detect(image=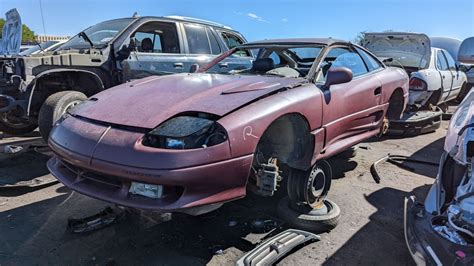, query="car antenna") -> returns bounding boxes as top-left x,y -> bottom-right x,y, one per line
33,40 -> 46,54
